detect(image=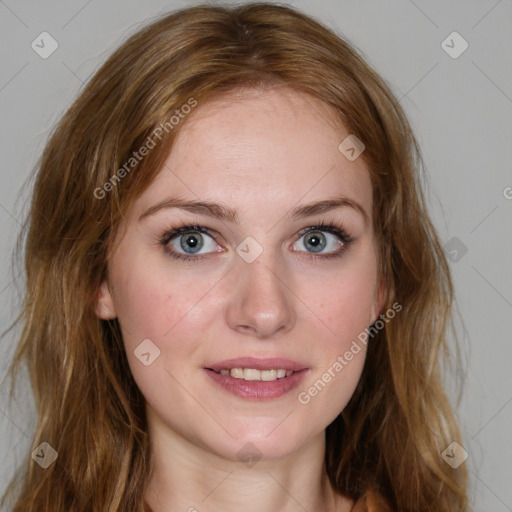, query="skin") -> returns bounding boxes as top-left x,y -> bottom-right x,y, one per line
96,87 -> 385,512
